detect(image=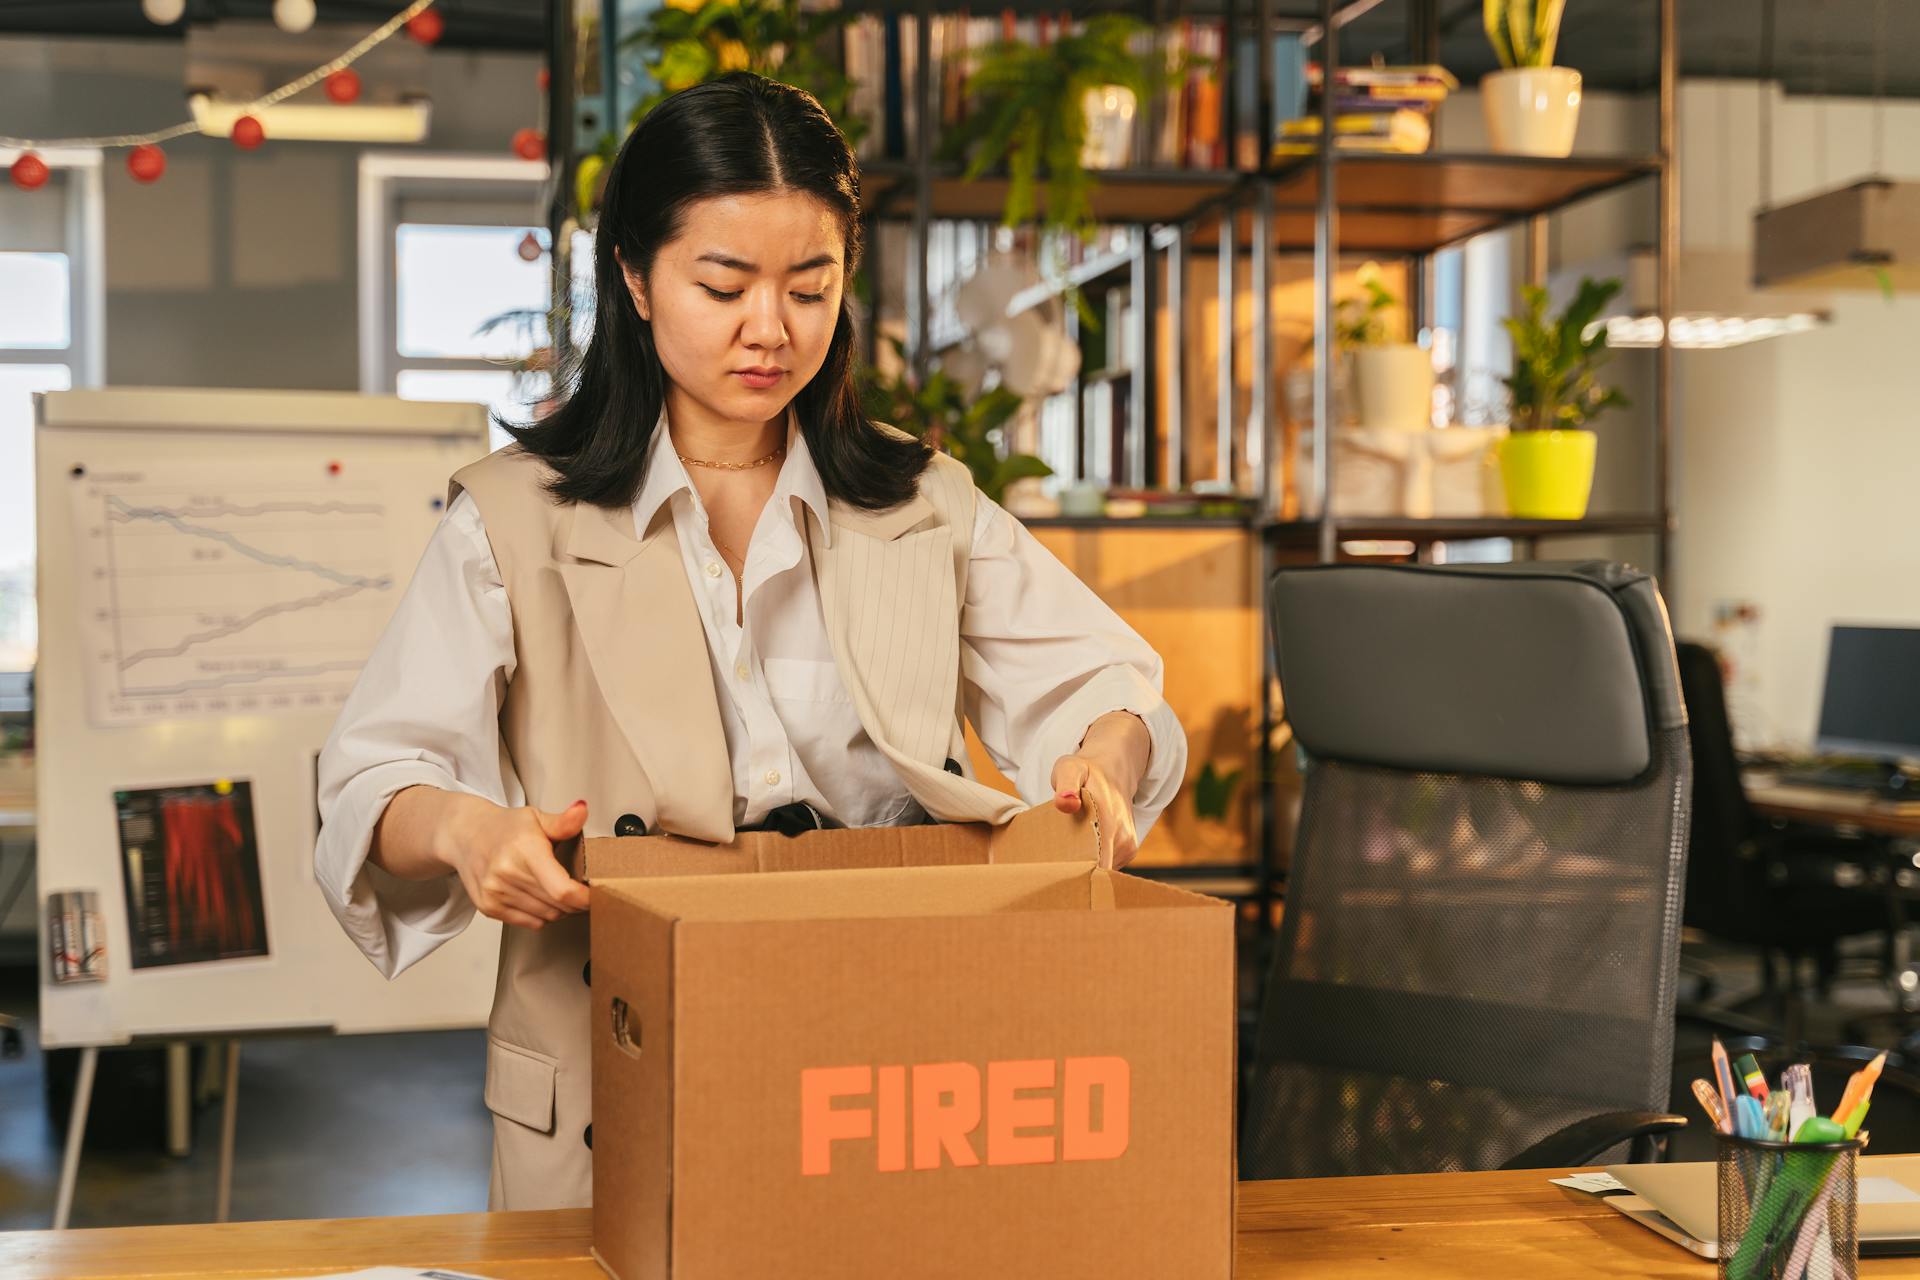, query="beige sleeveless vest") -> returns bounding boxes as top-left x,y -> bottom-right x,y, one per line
445,439 -> 1020,1211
